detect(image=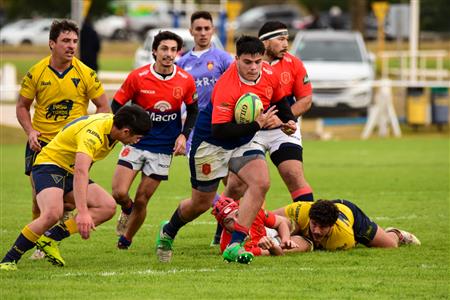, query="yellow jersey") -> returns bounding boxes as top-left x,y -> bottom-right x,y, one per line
34,113 -> 118,173
20,56 -> 104,142
284,201 -> 356,250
